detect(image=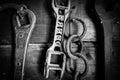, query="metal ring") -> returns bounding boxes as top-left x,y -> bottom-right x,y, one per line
66,34 -> 83,60
65,18 -> 87,39
66,54 -> 88,79
74,54 -> 88,80
72,18 -> 87,39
